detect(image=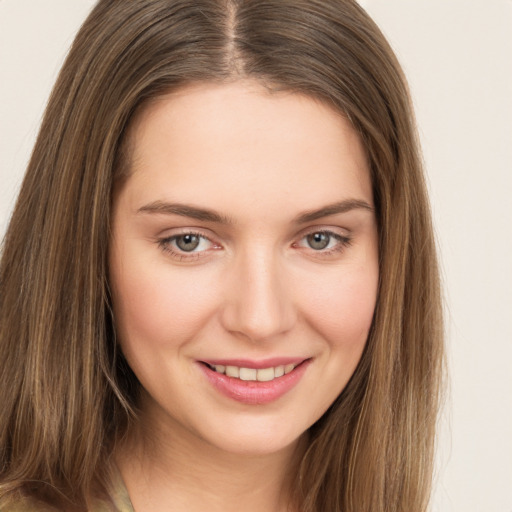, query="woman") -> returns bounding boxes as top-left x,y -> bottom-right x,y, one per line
0,1 -> 444,511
